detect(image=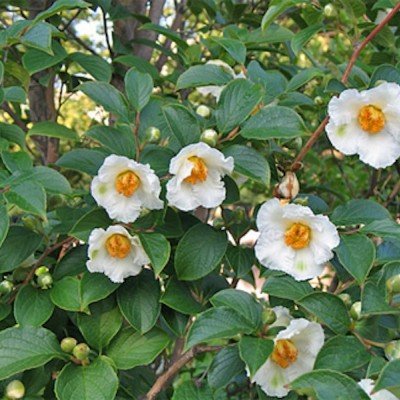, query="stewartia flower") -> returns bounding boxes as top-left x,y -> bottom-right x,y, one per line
255,198 -> 339,281
358,379 -> 398,400
166,142 -> 234,211
253,318 -> 324,398
326,82 -> 400,169
91,155 -> 163,223
86,225 -> 149,283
